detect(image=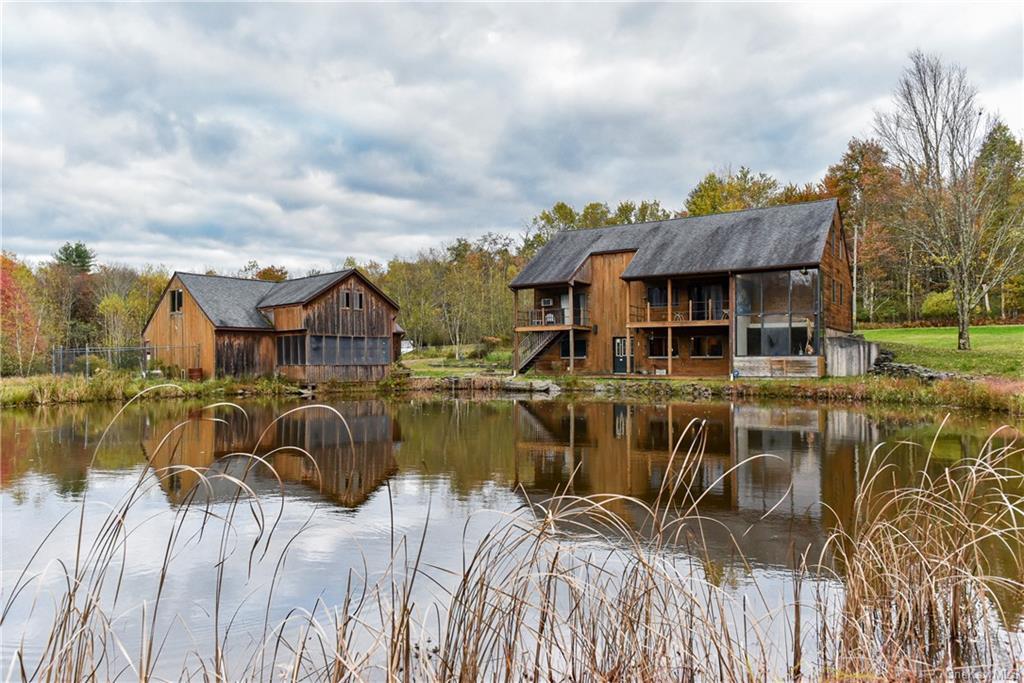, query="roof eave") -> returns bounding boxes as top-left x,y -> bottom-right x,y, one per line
620,261 -> 824,281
